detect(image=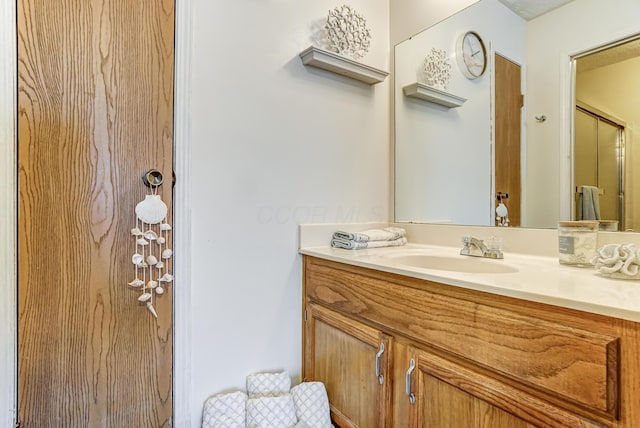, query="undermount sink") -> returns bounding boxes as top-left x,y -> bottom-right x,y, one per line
385,254 -> 519,274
